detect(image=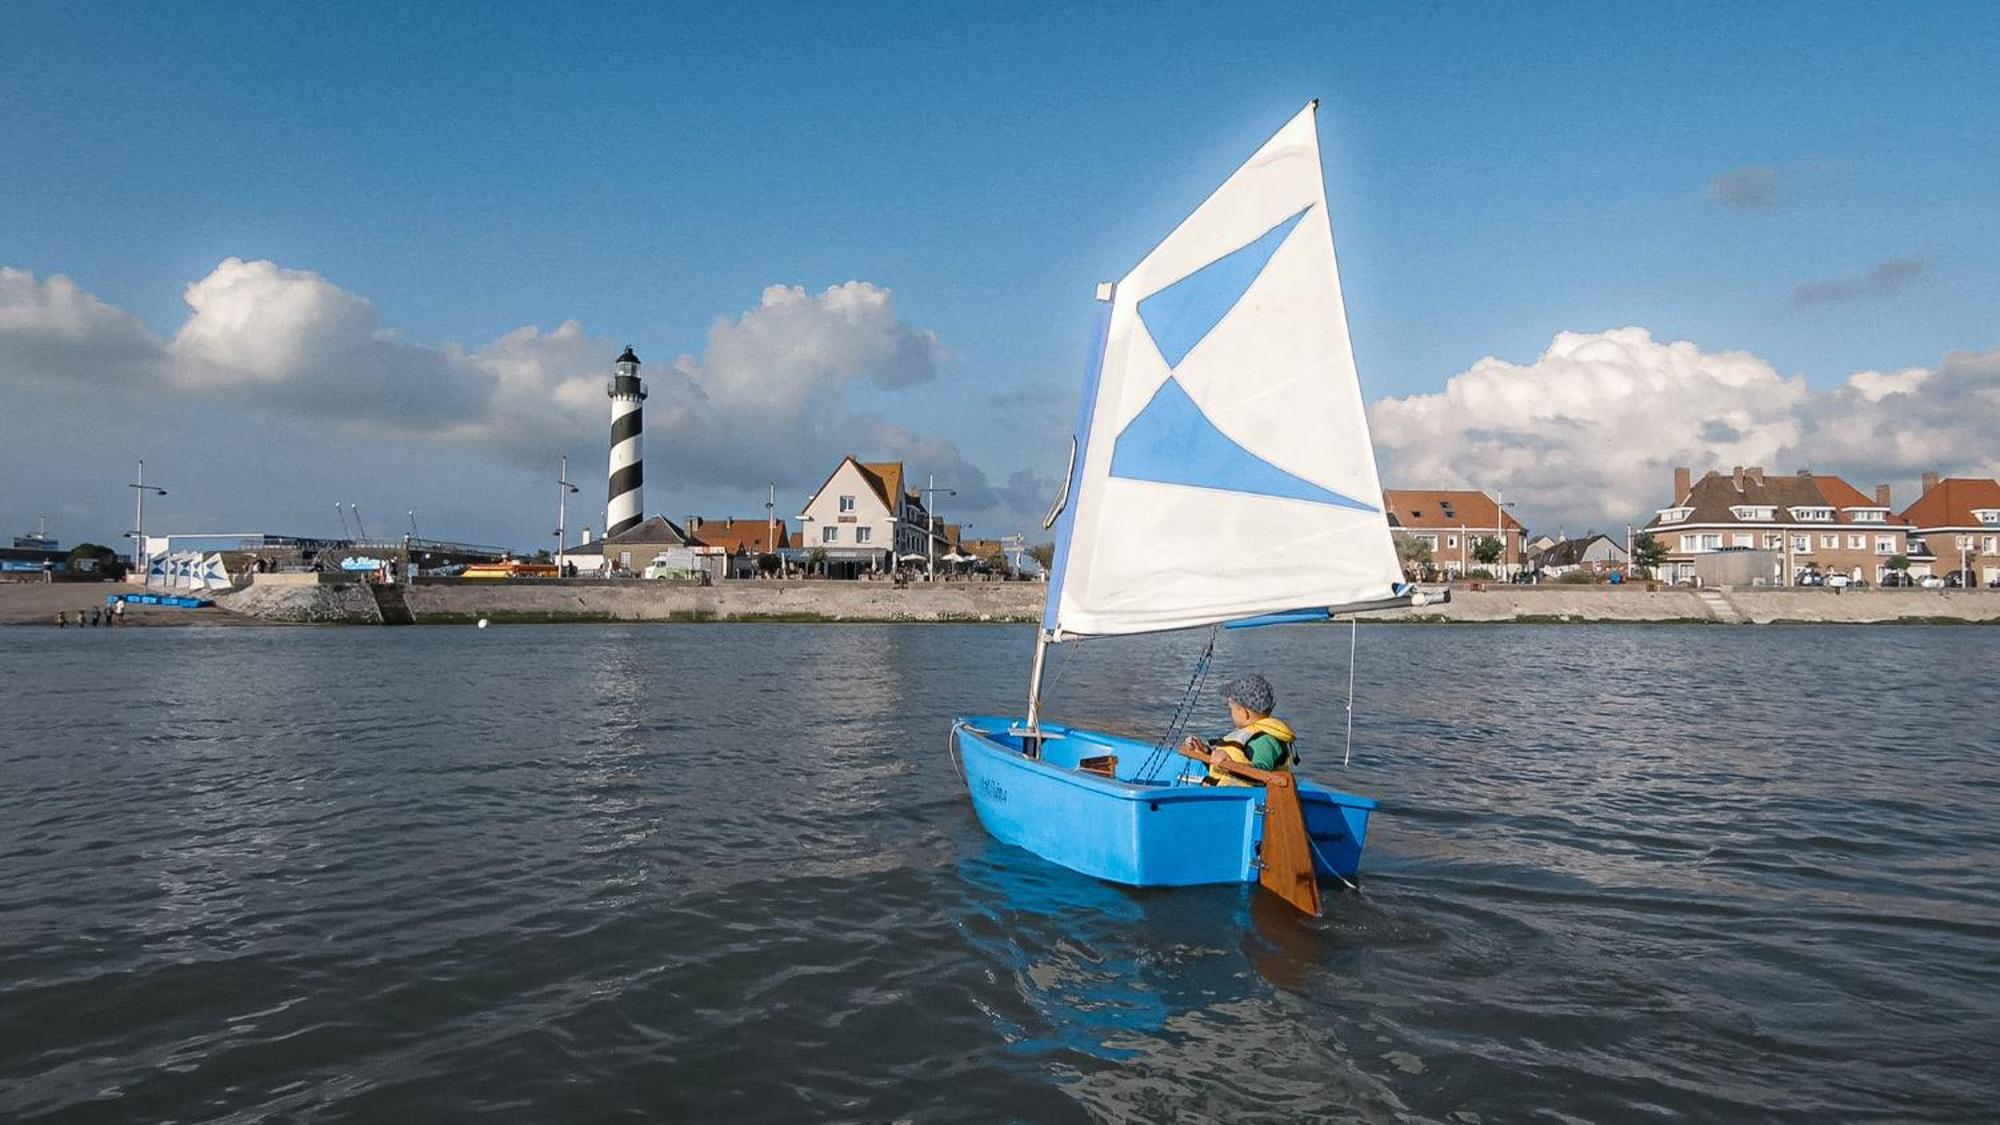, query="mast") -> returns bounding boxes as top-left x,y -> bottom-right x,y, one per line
1027,282 -> 1118,732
